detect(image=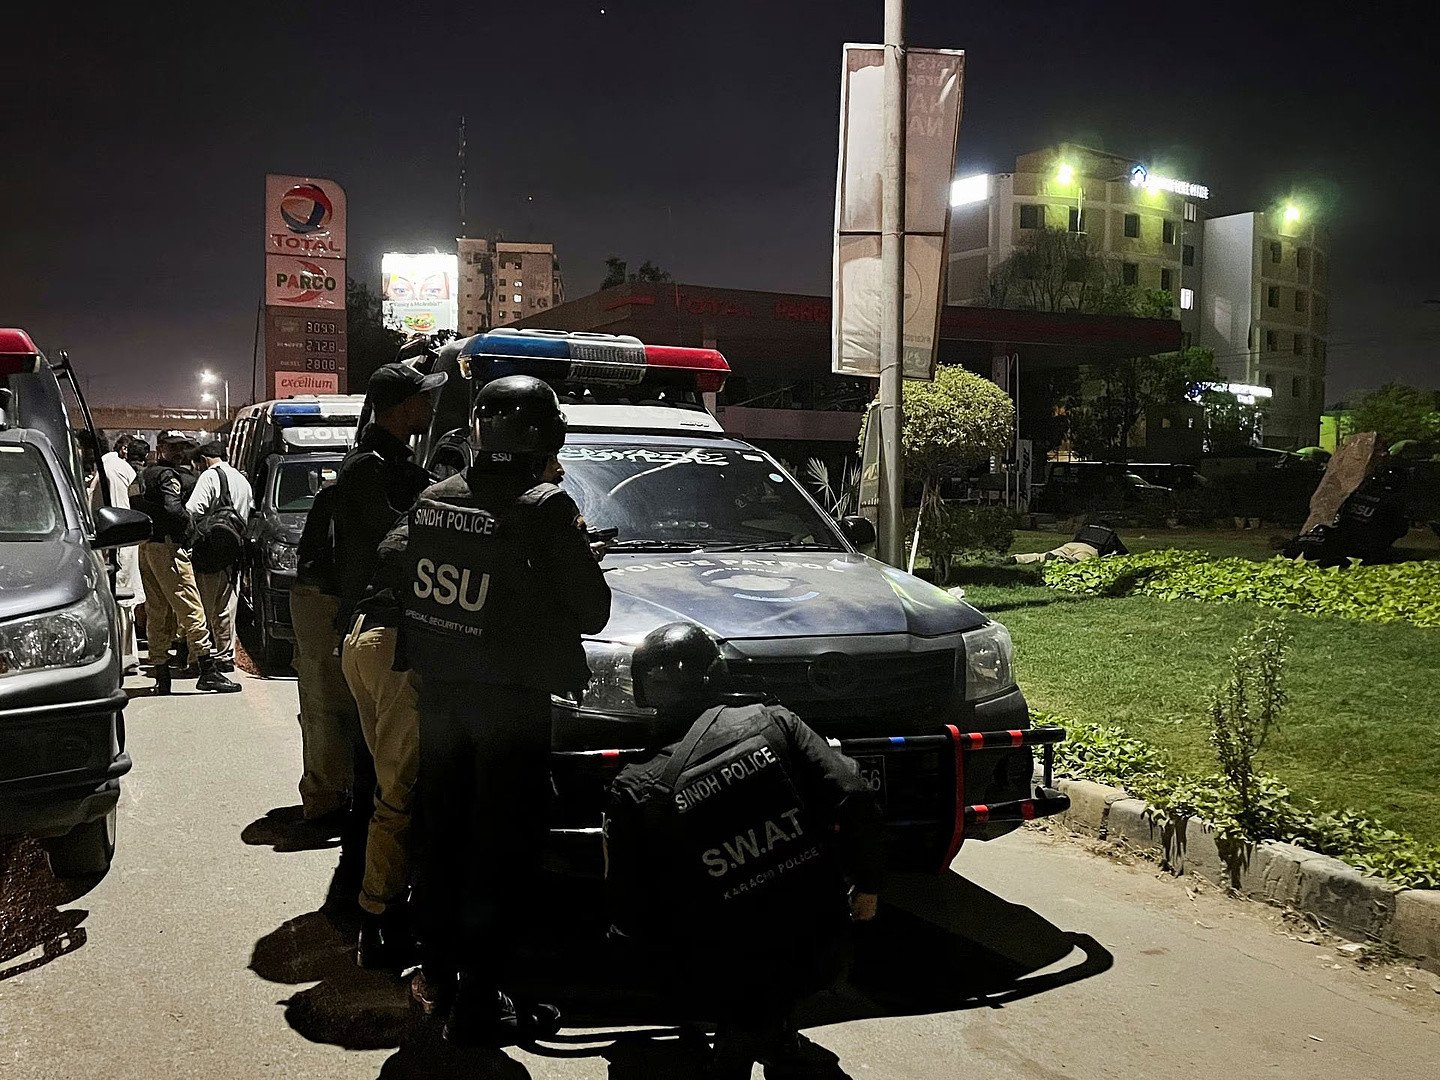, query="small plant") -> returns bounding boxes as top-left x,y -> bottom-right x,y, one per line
1208,614 -> 1292,835
806,458 -> 859,518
